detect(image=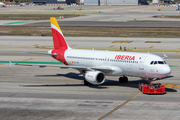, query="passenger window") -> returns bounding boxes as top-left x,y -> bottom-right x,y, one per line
150,61 -> 154,65
164,61 -> 167,64
154,61 -> 157,64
